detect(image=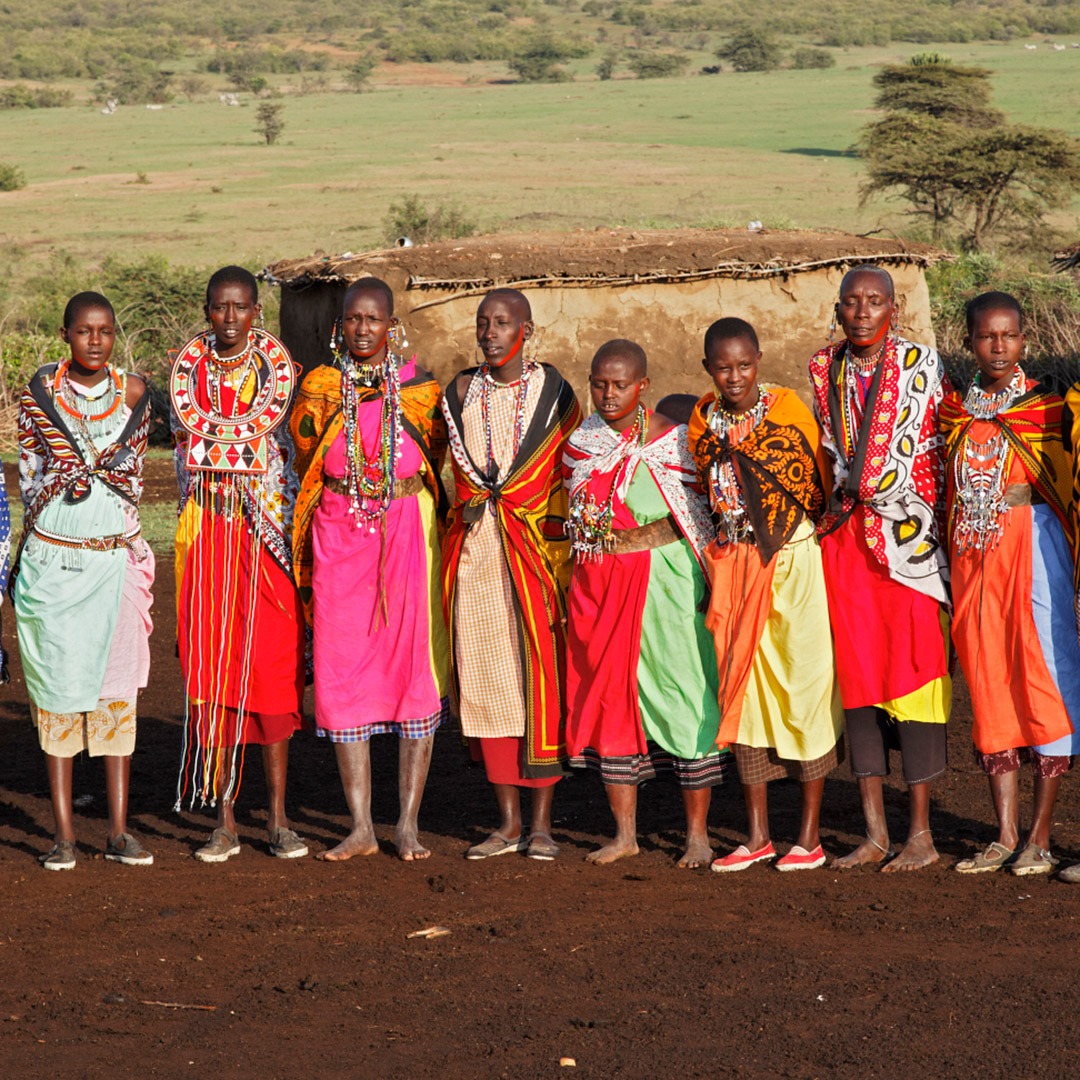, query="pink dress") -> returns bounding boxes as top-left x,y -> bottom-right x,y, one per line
311,379 -> 447,739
